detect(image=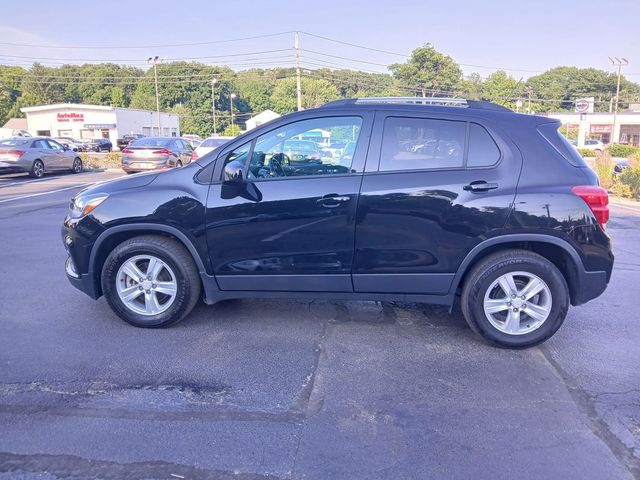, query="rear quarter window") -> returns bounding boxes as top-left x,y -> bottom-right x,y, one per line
538,122 -> 589,168
467,123 -> 501,167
